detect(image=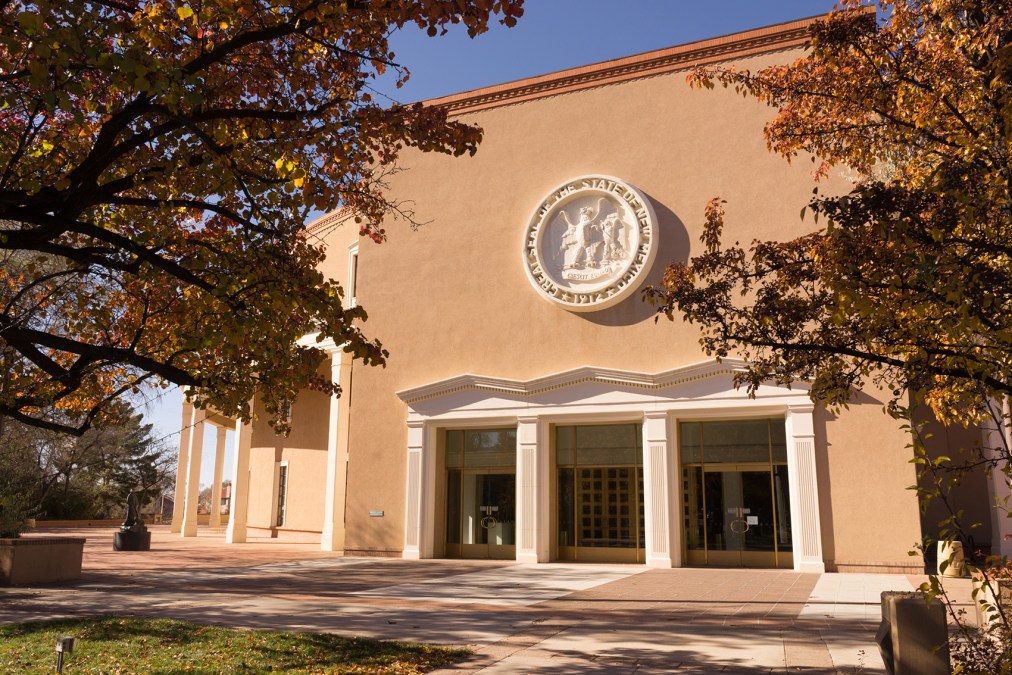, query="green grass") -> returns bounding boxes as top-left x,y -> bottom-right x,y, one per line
0,616 -> 470,674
